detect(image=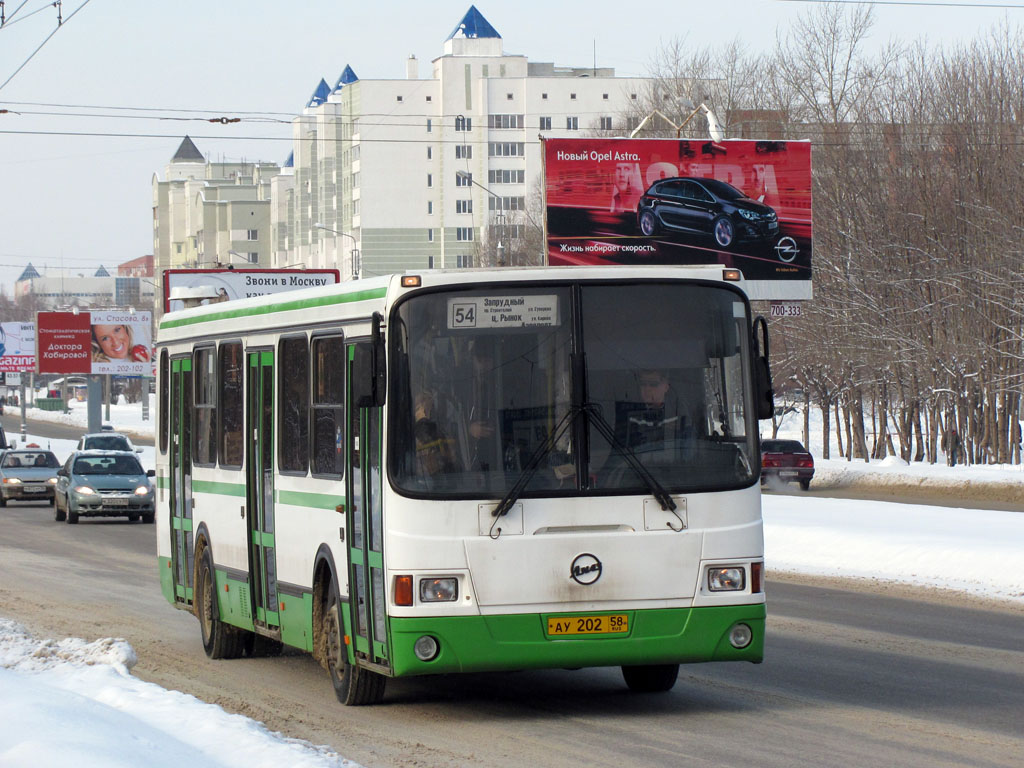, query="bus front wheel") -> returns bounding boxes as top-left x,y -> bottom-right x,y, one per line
197,547 -> 247,659
324,582 -> 386,706
621,664 -> 679,693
